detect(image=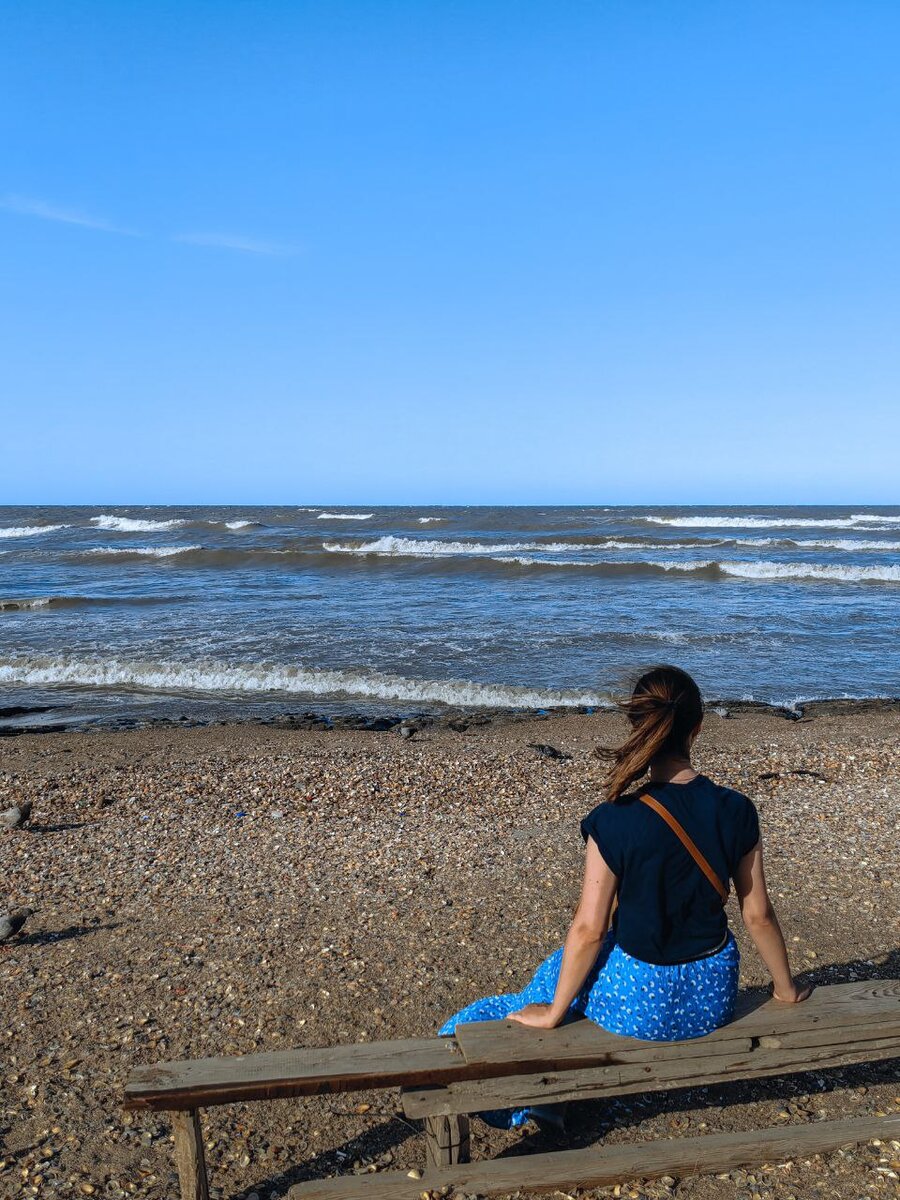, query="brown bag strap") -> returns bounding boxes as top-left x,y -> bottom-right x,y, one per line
638,793 -> 729,904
